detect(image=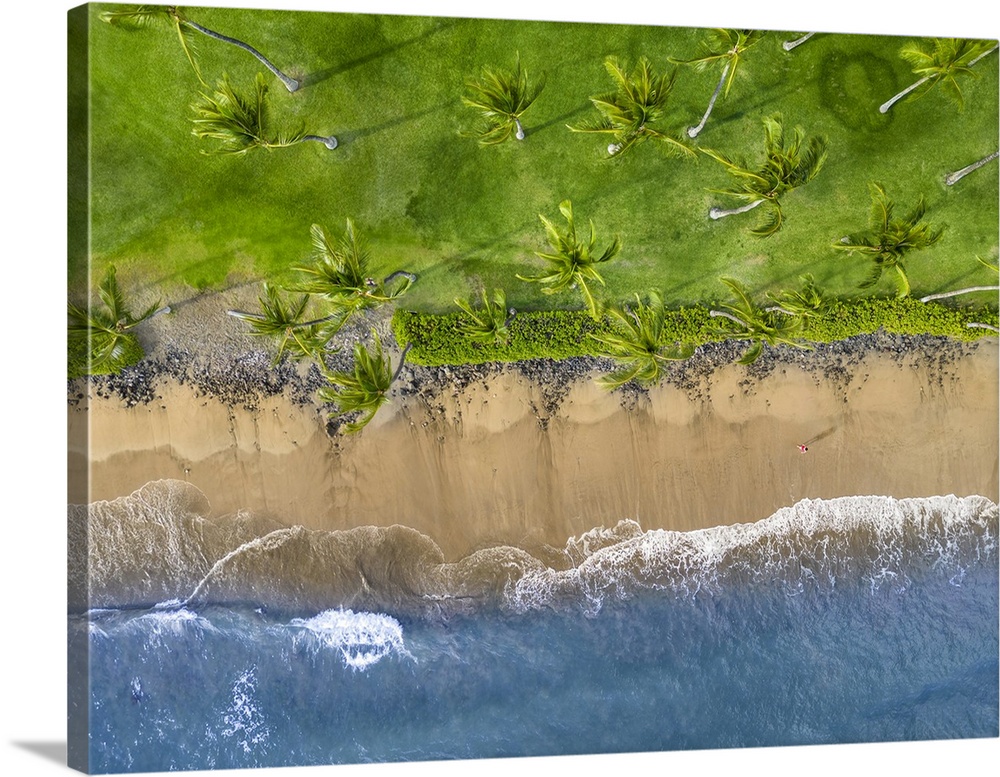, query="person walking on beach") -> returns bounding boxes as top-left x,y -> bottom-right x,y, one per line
797,444 -> 808,453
